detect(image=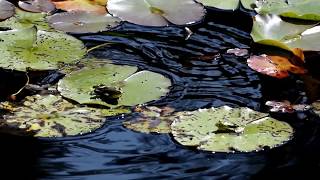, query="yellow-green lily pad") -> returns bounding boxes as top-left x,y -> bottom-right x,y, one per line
171,106 -> 294,153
